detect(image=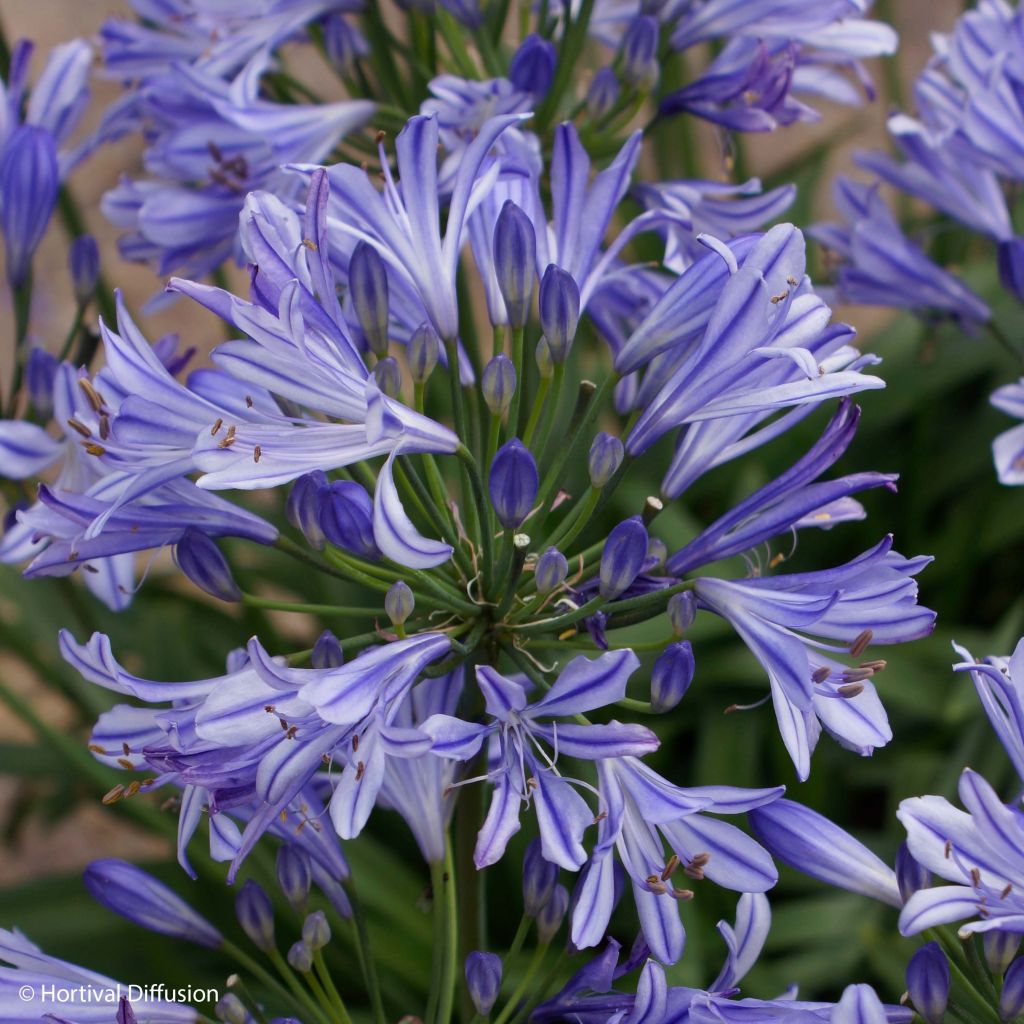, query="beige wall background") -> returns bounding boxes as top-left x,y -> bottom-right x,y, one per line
0,0 -> 964,880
